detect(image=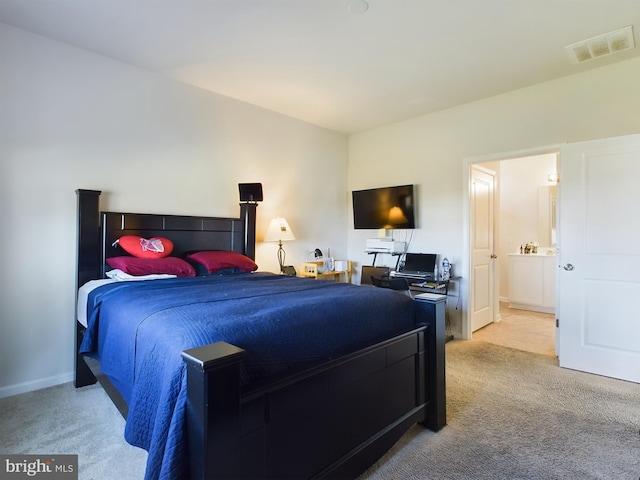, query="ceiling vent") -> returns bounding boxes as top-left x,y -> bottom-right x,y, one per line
565,26 -> 635,64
